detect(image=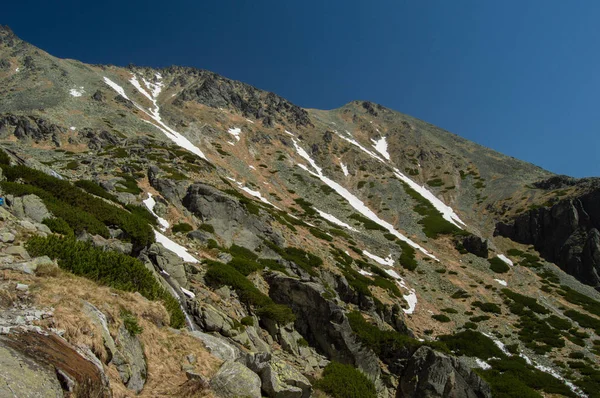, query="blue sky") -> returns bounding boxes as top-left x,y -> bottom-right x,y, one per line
3,1 -> 600,177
